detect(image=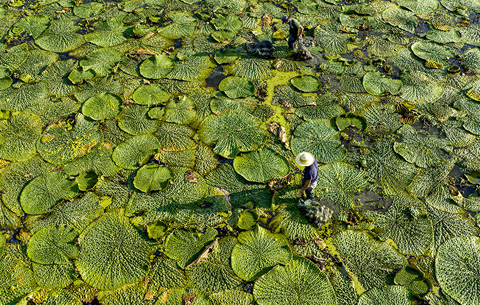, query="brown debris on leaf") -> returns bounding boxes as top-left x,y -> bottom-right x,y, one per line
259,14 -> 273,27
185,170 -> 198,183
186,239 -> 217,268
183,293 -> 196,305
267,122 -> 288,144
123,99 -> 136,105
448,185 -> 459,196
